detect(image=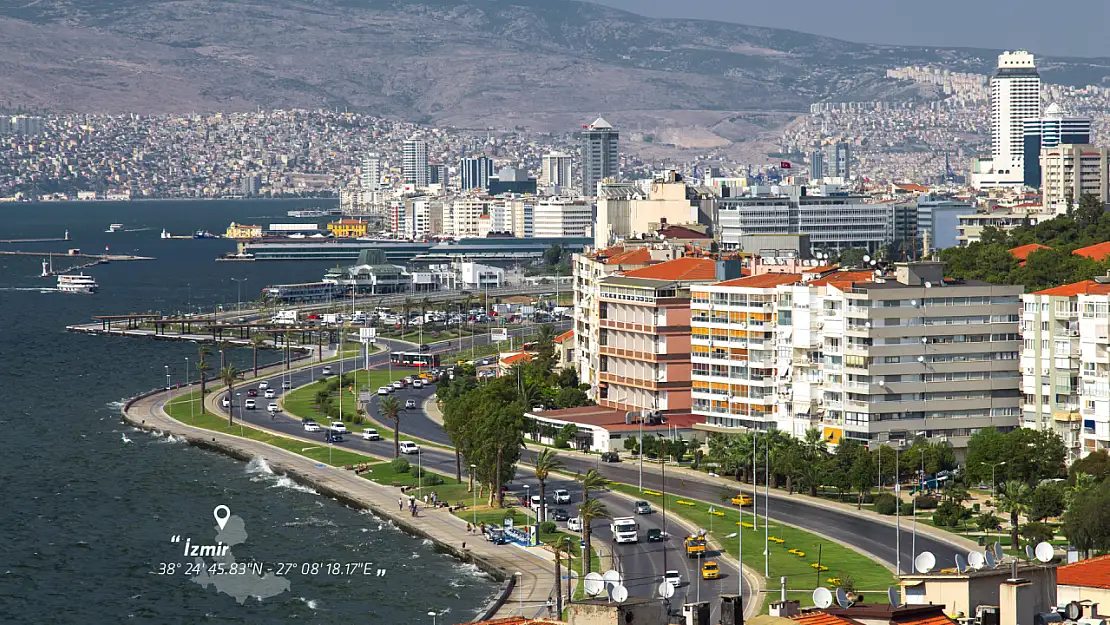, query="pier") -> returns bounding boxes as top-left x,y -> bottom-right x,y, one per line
0,250 -> 155,261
